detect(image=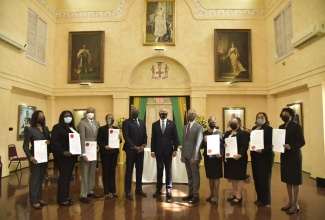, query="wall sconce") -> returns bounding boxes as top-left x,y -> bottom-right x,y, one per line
154,48 -> 165,55
228,81 -> 240,87
80,83 -> 91,89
